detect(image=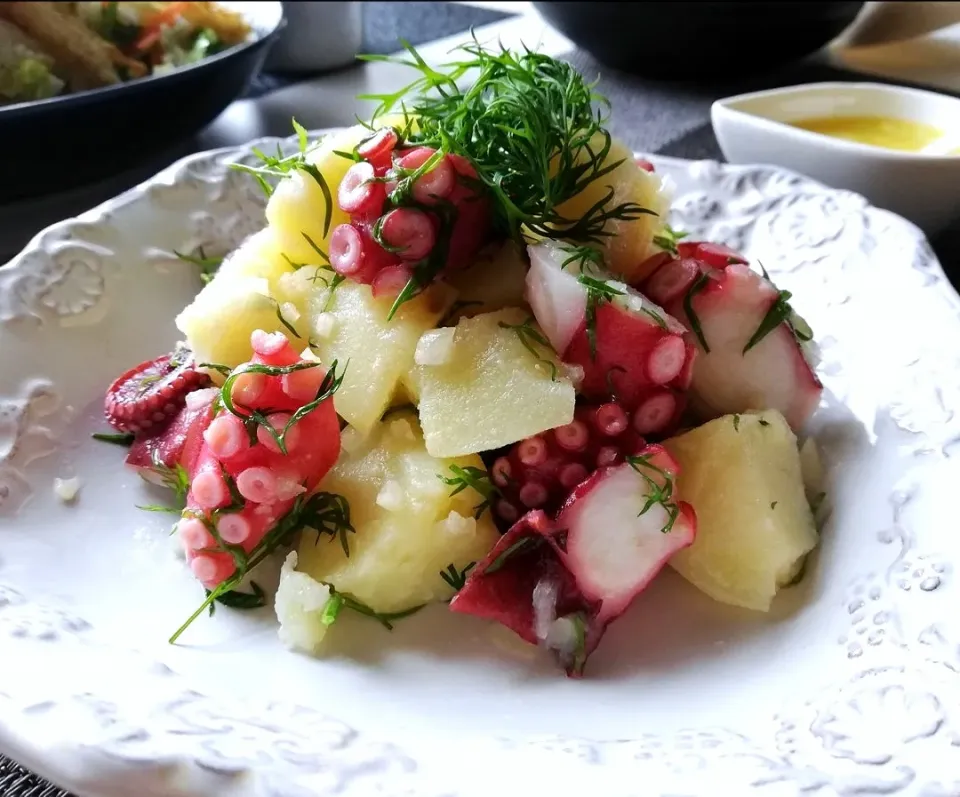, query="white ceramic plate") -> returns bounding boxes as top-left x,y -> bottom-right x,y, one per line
2,133 -> 960,797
